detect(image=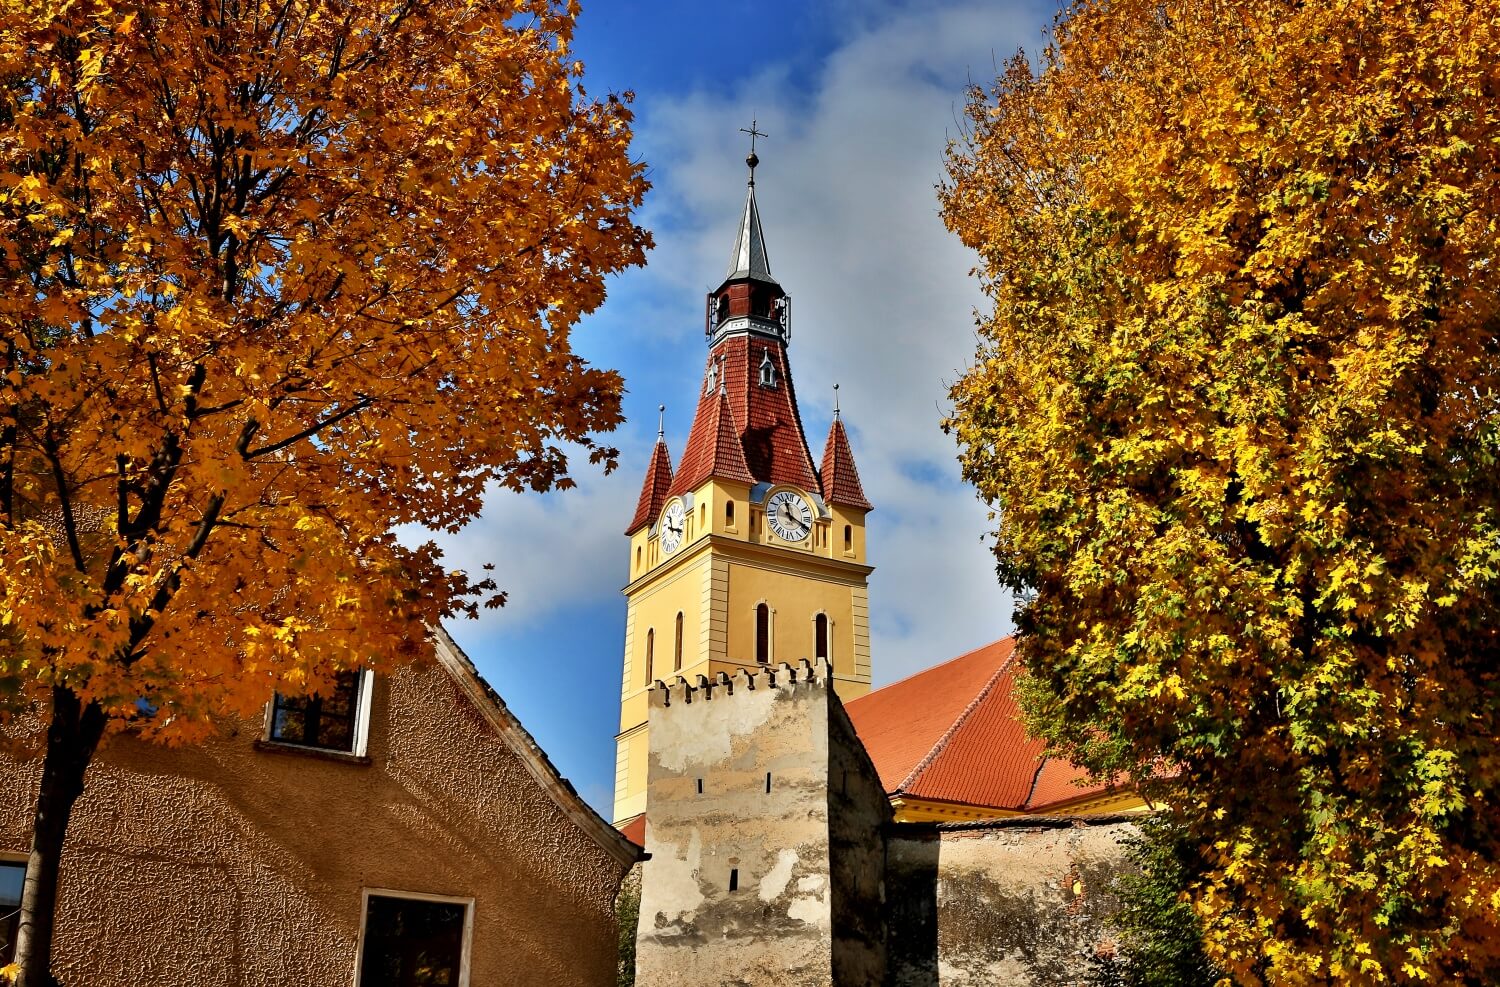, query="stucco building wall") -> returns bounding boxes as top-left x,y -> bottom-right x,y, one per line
0,634 -> 637,987
886,818 -> 1136,987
